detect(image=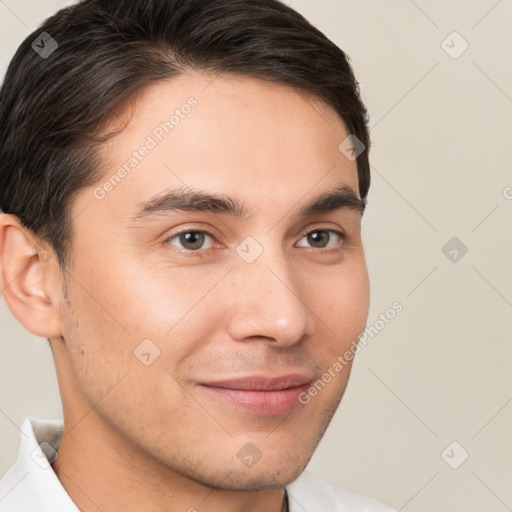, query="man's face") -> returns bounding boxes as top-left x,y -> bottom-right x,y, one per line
55,71 -> 370,489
